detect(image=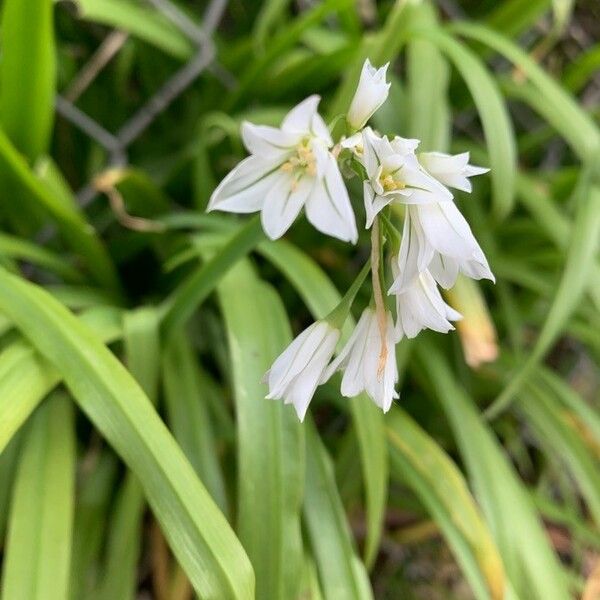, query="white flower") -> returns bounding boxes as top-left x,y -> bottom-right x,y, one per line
208,95 -> 358,243
389,202 -> 495,293
265,321 -> 340,422
324,308 -> 398,413
418,151 -> 489,193
361,128 -> 452,228
347,59 -> 391,130
393,268 -> 462,339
